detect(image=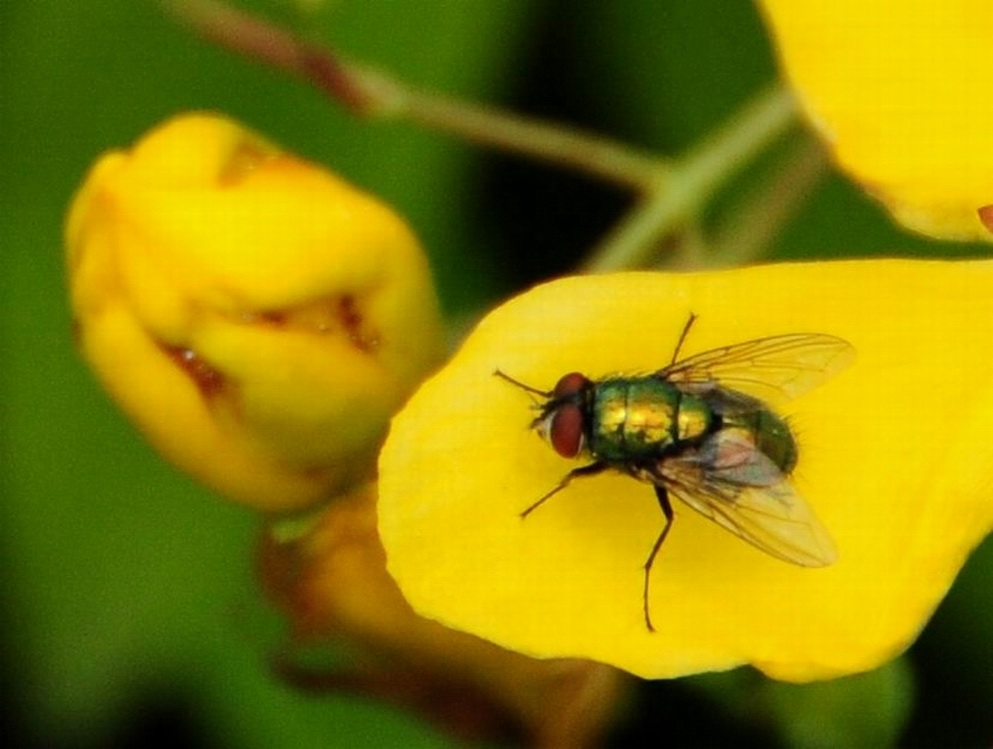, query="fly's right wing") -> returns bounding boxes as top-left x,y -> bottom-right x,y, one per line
654,430 -> 838,567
